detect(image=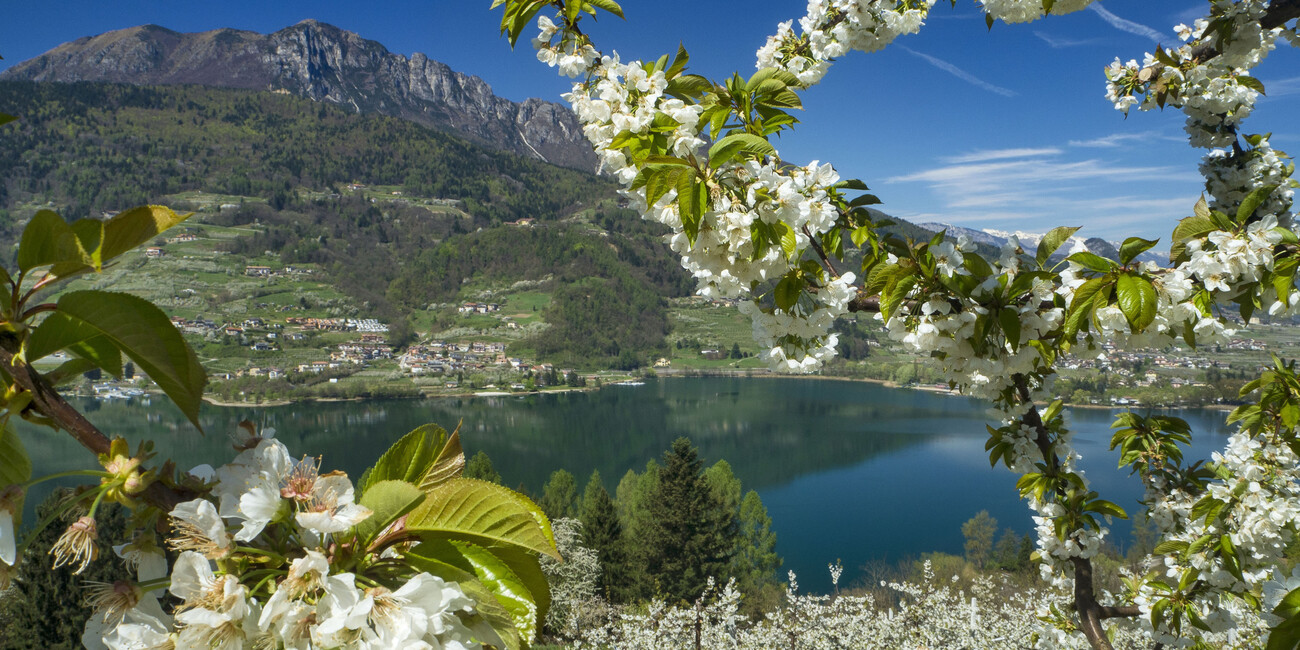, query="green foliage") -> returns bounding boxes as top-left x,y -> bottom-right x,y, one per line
733,490 -> 781,595
539,469 -> 578,521
530,275 -> 670,369
641,438 -> 737,604
961,510 -> 998,569
579,470 -> 633,603
361,424 -> 559,647
465,450 -> 504,485
0,82 -> 609,225
0,492 -> 132,650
